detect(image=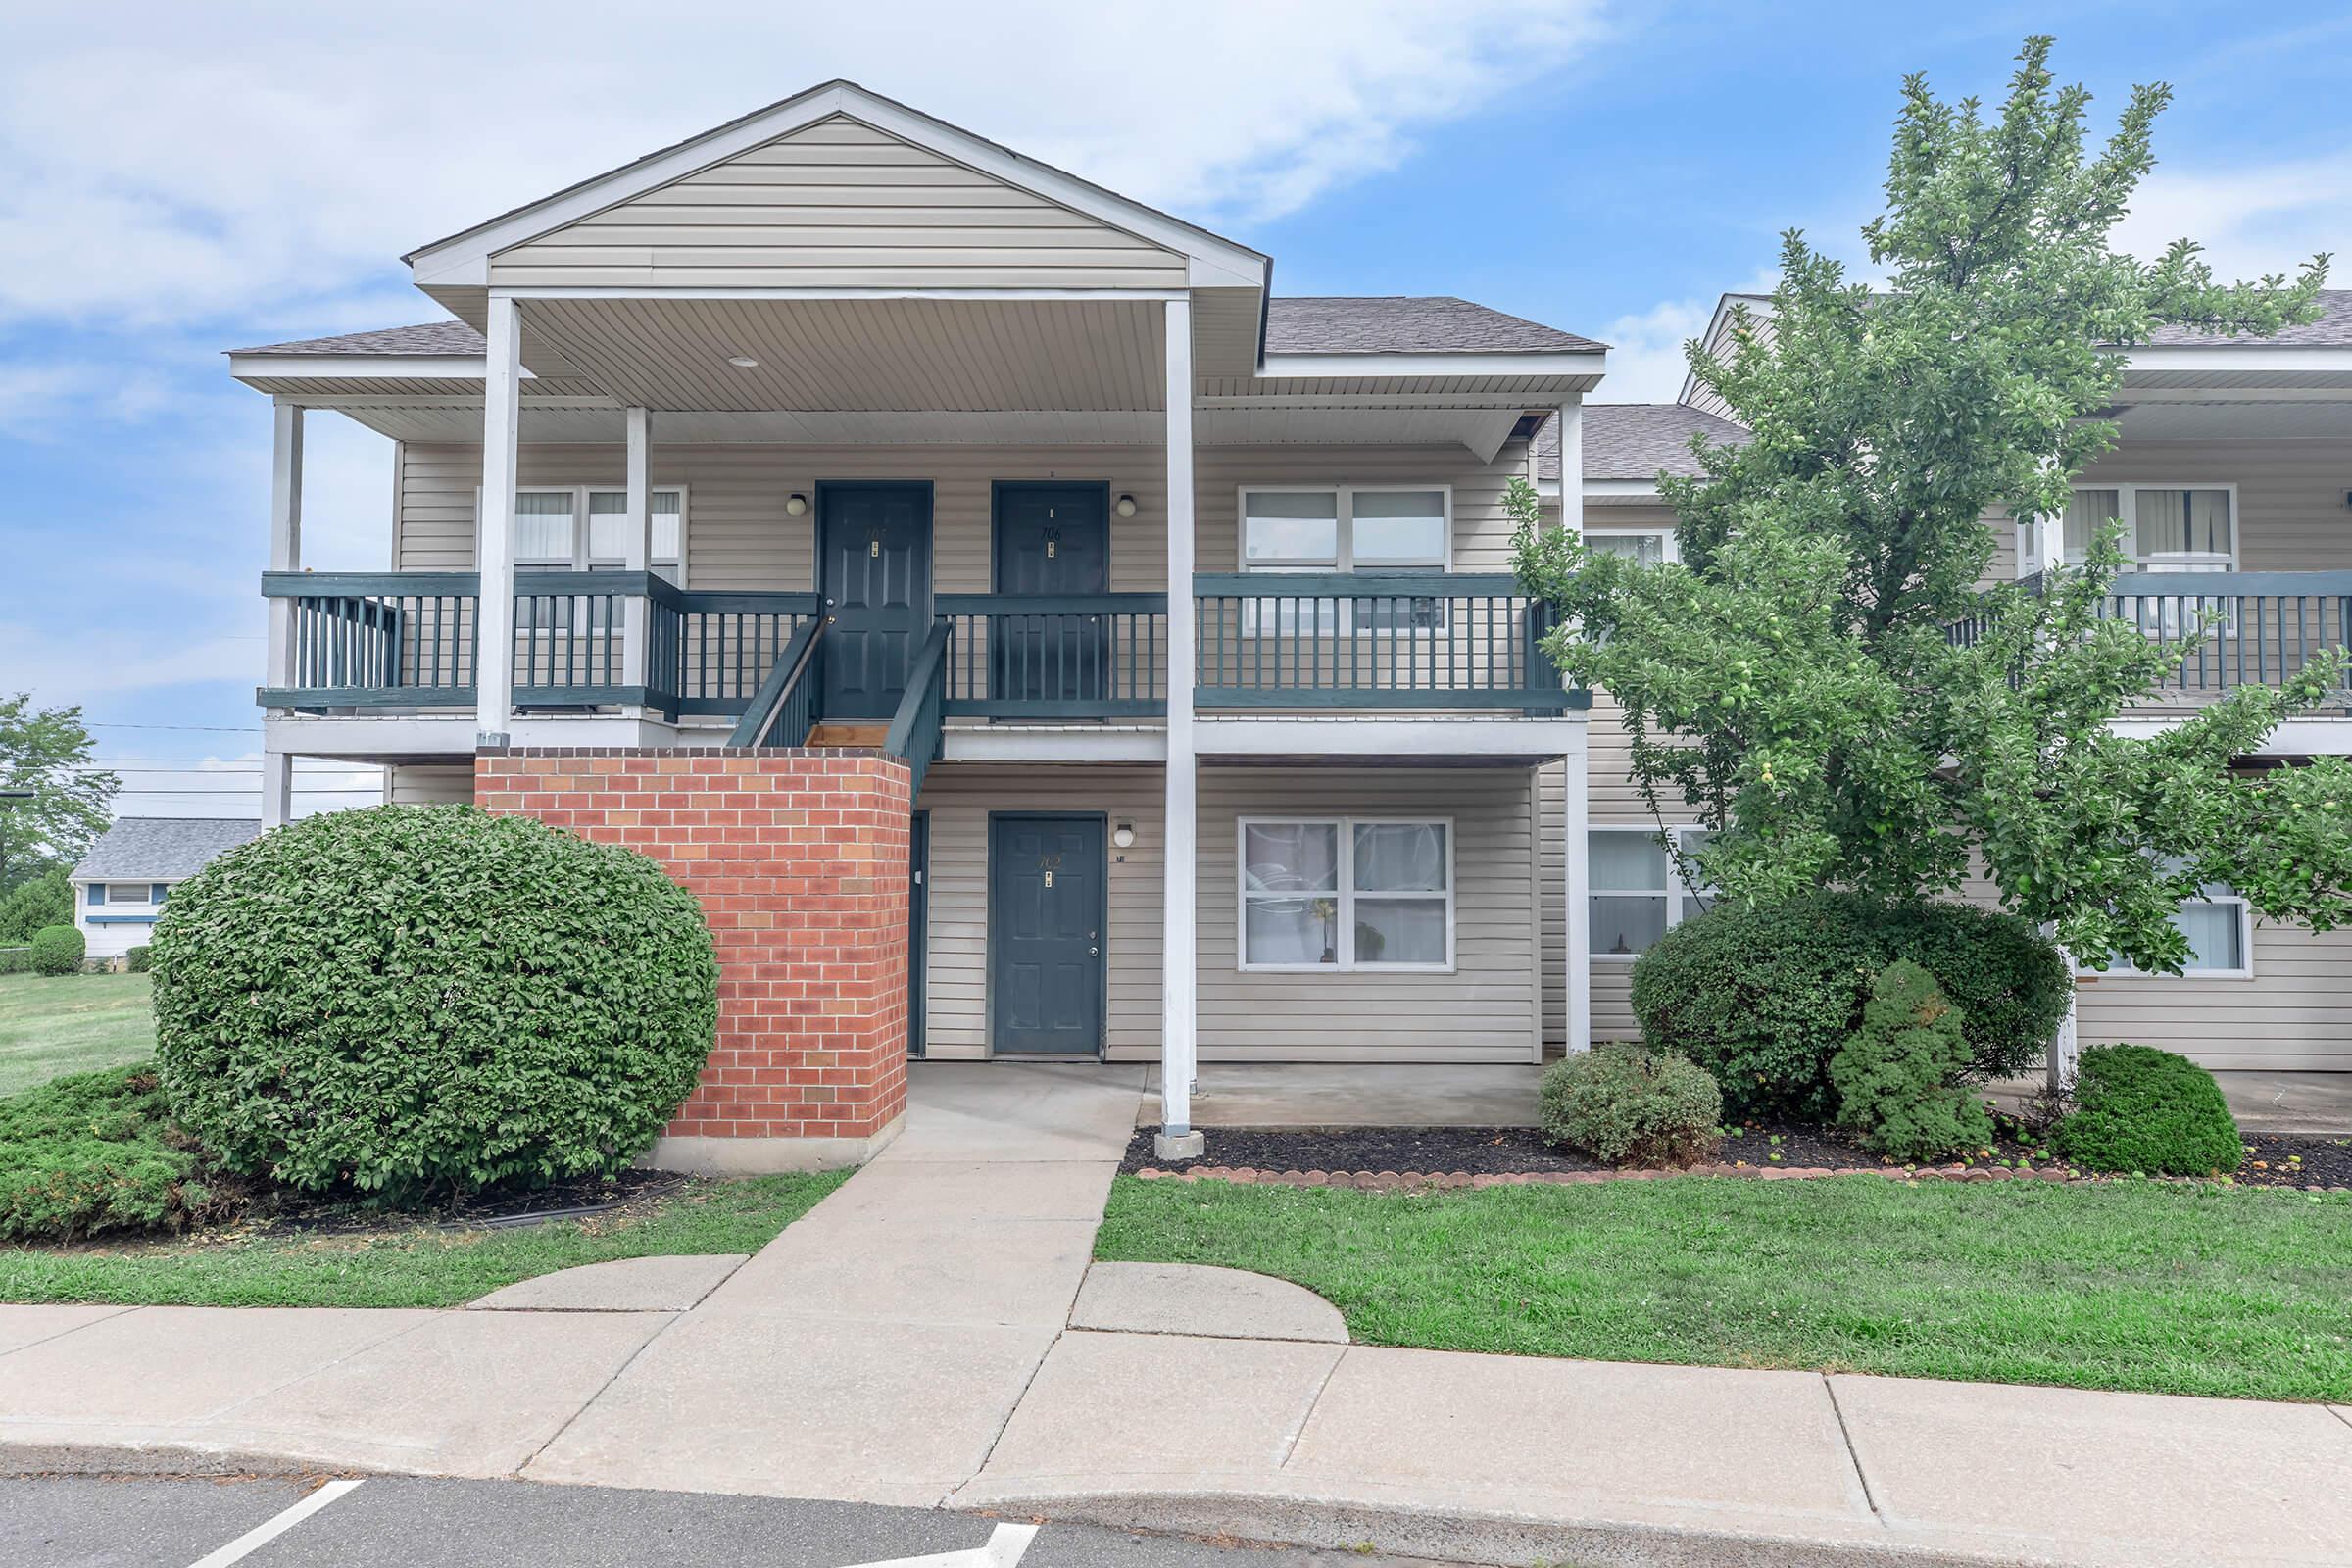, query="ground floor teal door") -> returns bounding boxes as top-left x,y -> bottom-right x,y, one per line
989,813 -> 1105,1055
